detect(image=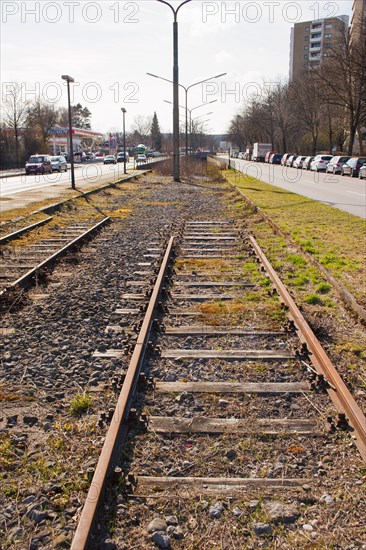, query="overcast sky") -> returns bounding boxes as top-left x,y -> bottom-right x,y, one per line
1,1 -> 353,136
